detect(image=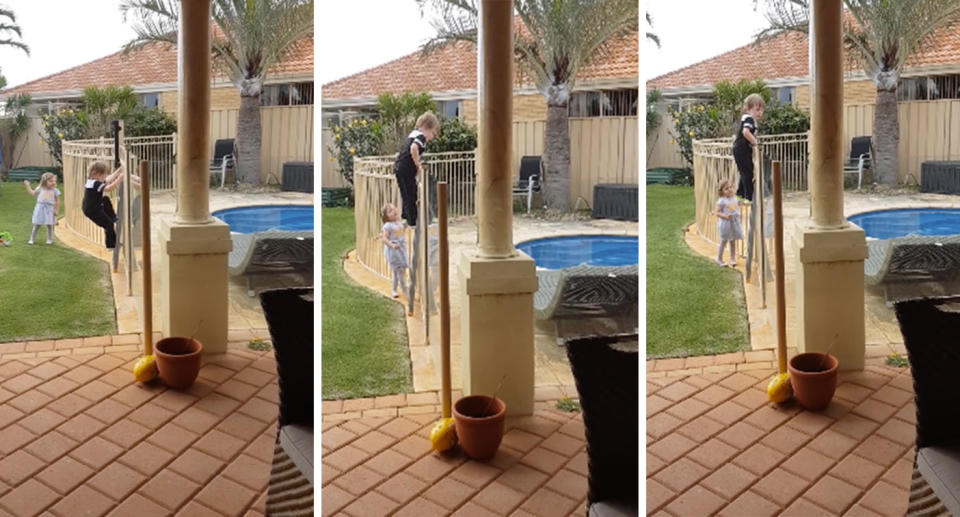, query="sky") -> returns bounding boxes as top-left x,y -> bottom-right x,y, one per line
319,0 -> 438,85
645,0 -> 771,80
0,2 -> 137,89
